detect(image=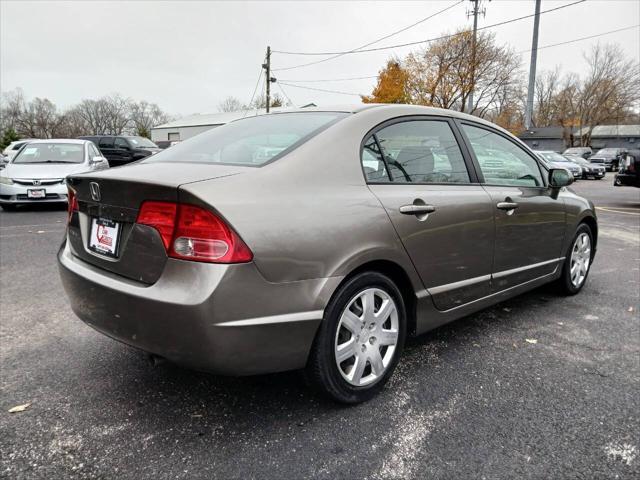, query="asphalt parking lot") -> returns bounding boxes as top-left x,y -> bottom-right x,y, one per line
1,175 -> 638,479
